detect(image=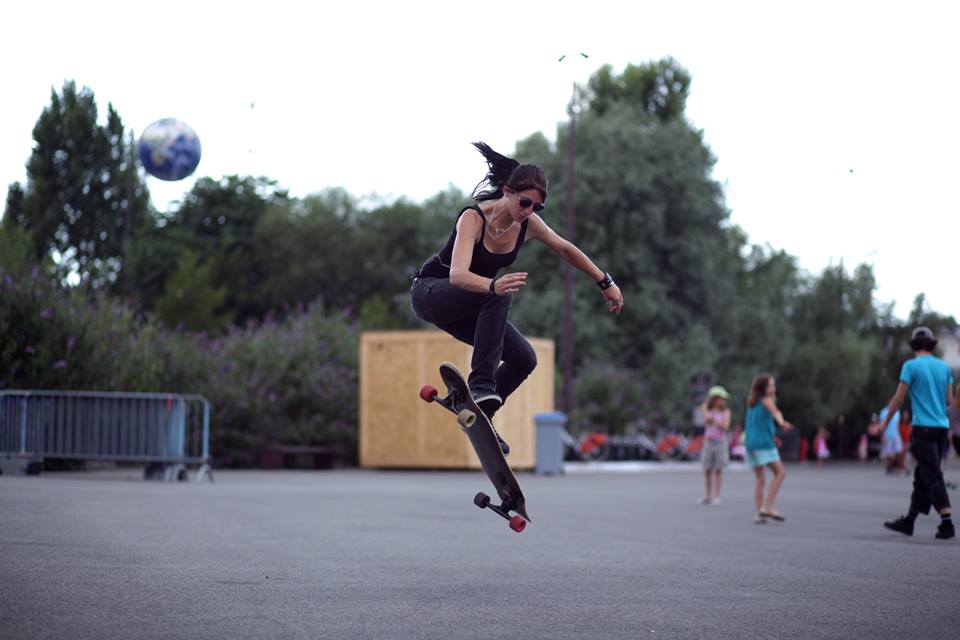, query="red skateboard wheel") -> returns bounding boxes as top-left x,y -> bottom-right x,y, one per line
509,516 -> 526,533
419,385 -> 438,402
